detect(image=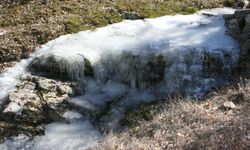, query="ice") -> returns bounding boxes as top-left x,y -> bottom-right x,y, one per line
70,80 -> 128,110
63,110 -> 83,121
0,8 -> 239,102
0,8 -> 240,149
0,121 -> 101,150
32,120 -> 101,150
0,134 -> 34,150
29,8 -> 238,81
0,59 -> 30,104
